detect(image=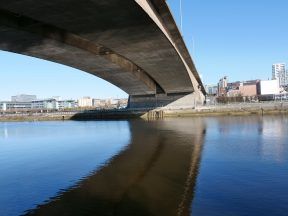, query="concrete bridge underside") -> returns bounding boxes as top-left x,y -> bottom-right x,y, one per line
0,0 -> 205,108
